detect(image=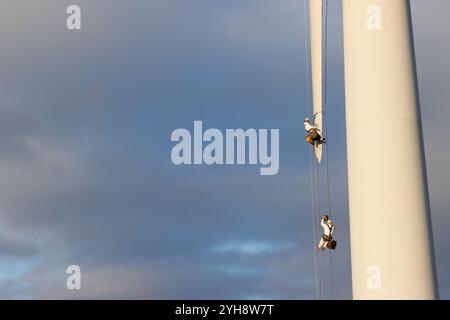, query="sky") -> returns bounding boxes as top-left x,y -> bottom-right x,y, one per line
0,0 -> 449,299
